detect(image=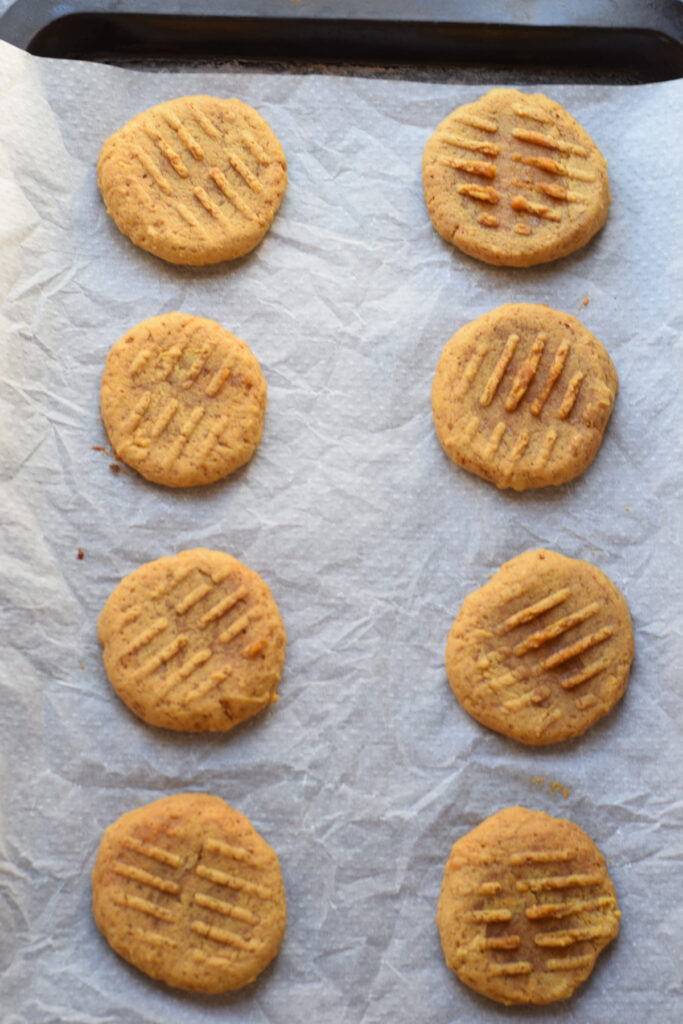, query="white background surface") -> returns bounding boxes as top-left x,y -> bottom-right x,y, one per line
0,39 -> 682,1023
